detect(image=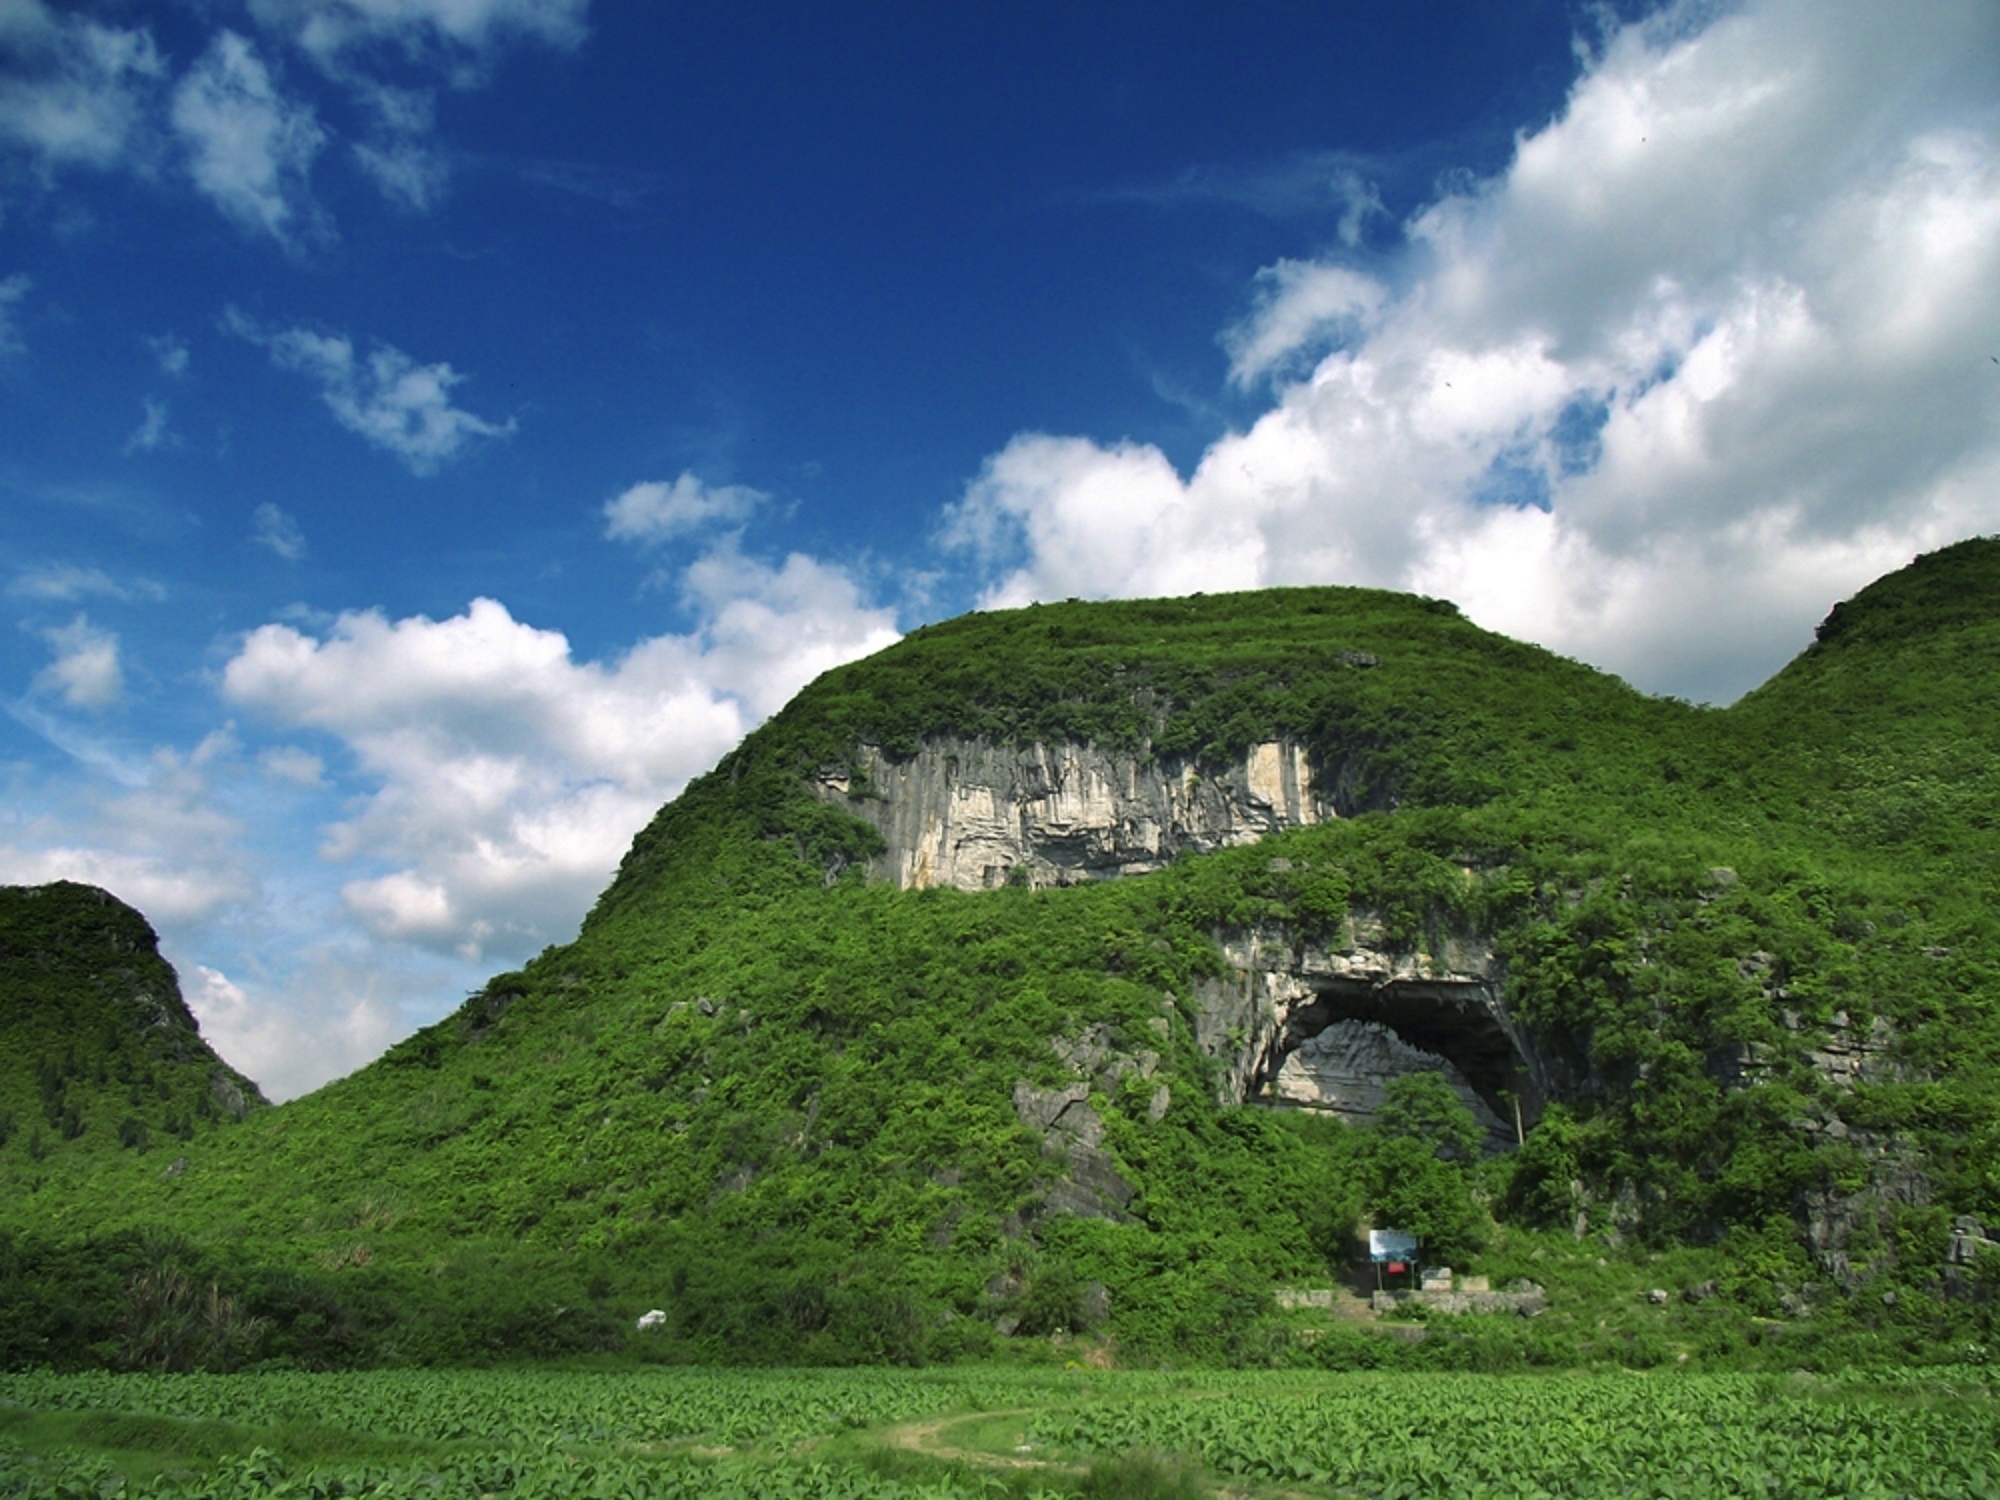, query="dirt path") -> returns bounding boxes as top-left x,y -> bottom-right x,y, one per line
880,1407 -> 1064,1472
880,1405 -> 1328,1498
